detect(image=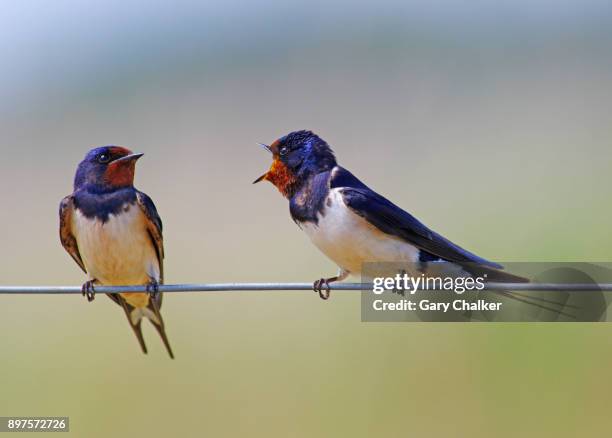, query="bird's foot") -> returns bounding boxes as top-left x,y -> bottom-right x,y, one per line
313,278 -> 333,300
146,279 -> 160,301
313,270 -> 349,300
81,280 -> 96,302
